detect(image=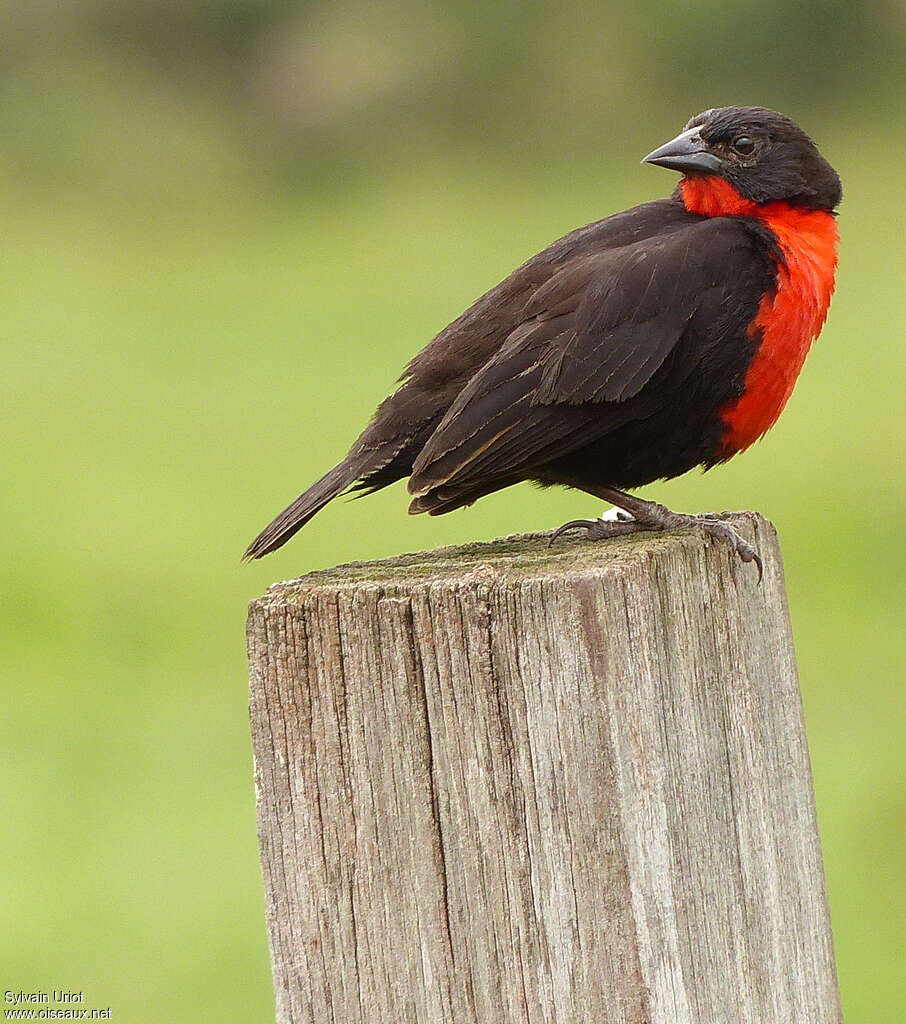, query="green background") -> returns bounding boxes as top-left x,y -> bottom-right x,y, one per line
2,2 -> 903,1020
